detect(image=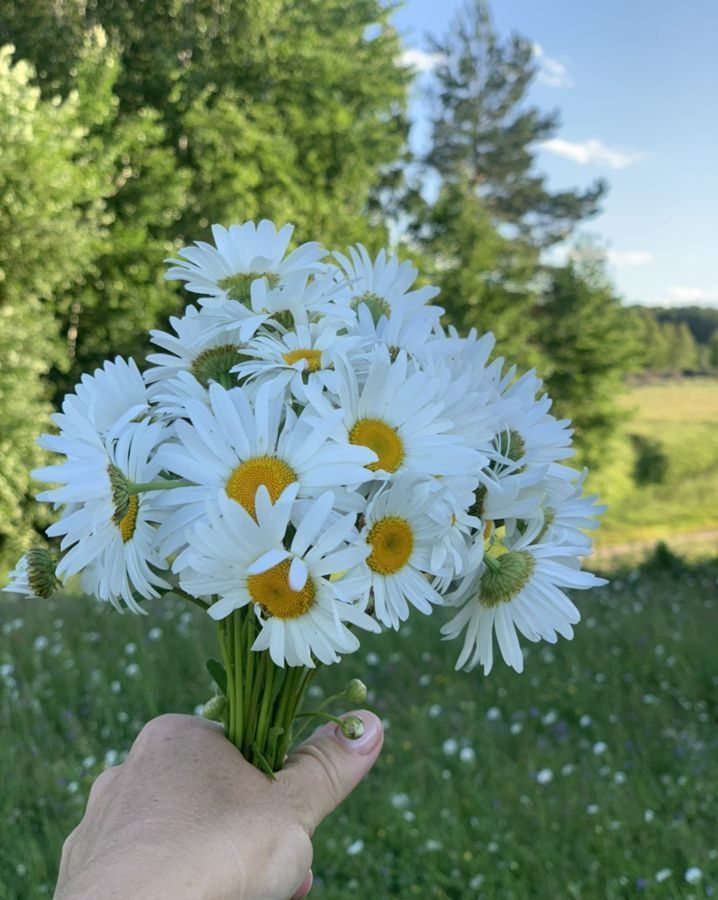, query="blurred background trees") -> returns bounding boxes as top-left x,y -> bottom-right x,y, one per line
0,0 -> 716,565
